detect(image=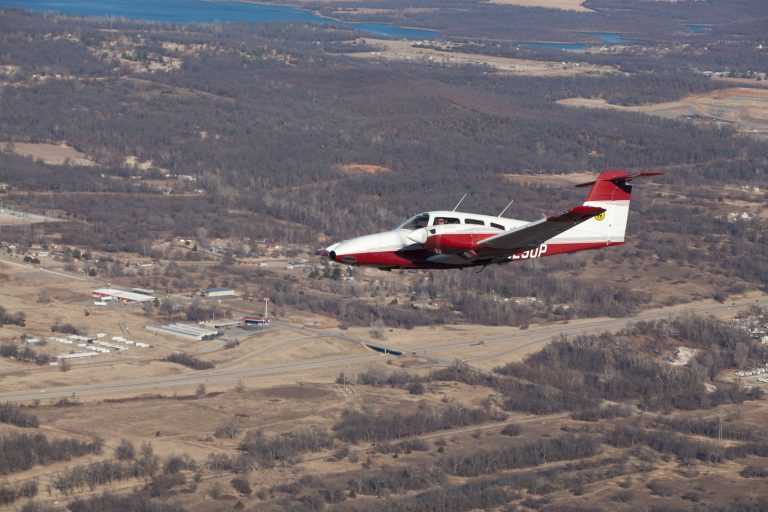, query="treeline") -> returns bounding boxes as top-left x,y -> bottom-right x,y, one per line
238,428 -> 333,466
341,368 -> 430,390
0,305 -> 25,327
441,434 -> 600,477
0,402 -> 39,427
0,432 -> 102,475
333,405 -> 505,443
51,442 -> 199,498
654,415 -> 763,442
162,353 -> 214,370
53,455 -> 157,495
0,342 -> 53,365
345,466 -> 445,498
67,492 -> 186,512
0,480 -> 38,507
571,405 -> 632,422
607,425 -> 768,463
741,466 -> 768,478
